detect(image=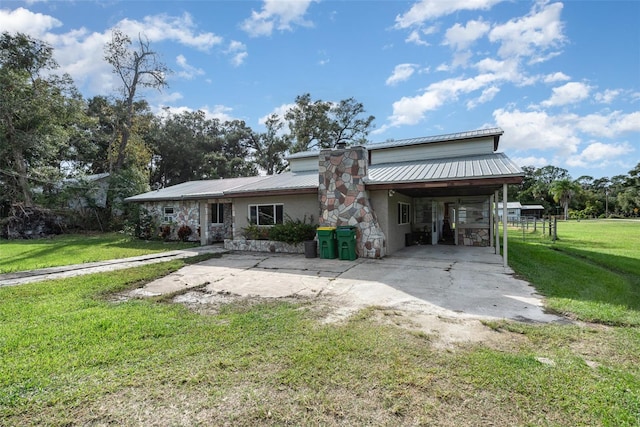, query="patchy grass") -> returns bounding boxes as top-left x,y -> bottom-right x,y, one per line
1,257 -> 639,425
508,219 -> 640,326
0,232 -> 198,273
1,219 -> 639,425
